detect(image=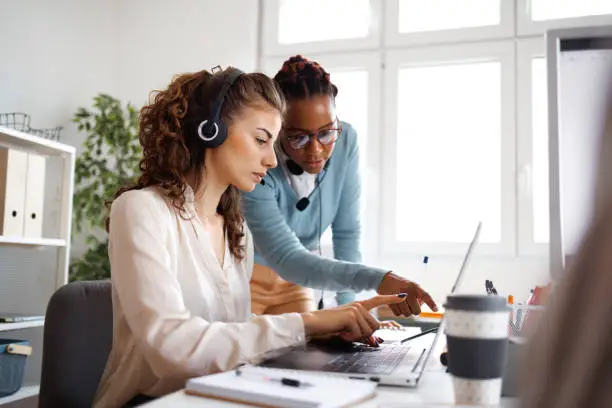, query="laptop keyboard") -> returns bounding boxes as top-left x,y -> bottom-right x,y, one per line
322,345 -> 408,375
